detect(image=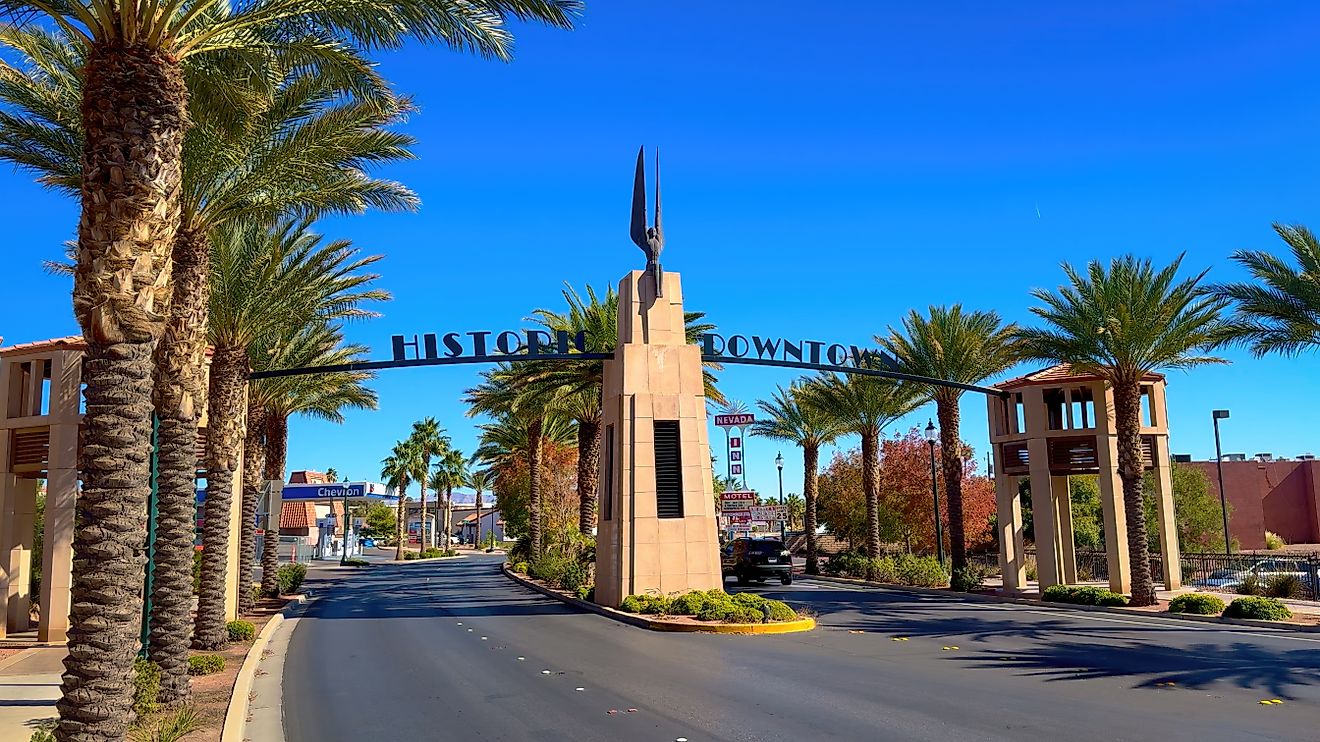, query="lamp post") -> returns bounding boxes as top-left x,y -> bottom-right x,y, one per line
1212,410 -> 1232,555
925,420 -> 944,565
775,451 -> 785,541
